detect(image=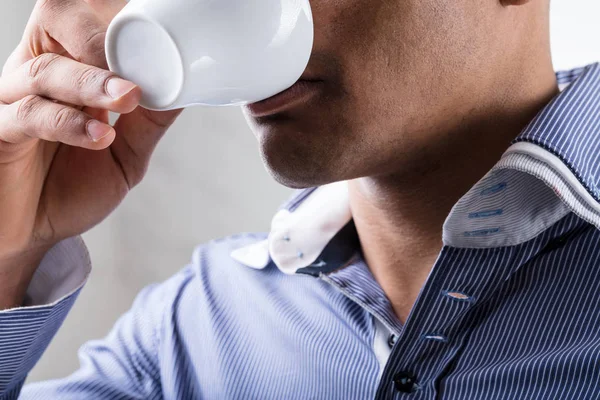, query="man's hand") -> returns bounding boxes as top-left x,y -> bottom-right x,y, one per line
0,0 -> 183,309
